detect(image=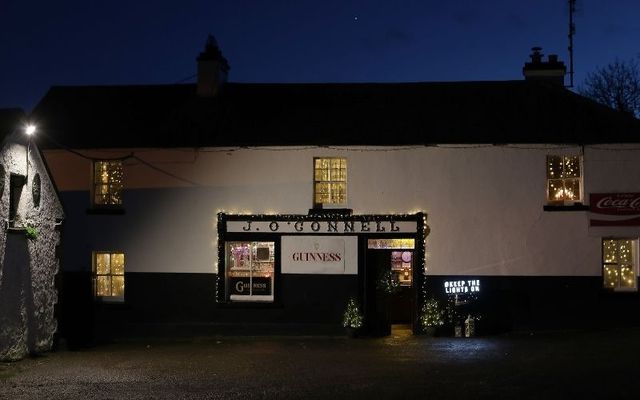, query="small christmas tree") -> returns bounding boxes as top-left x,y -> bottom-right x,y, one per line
420,298 -> 444,331
343,297 -> 364,329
